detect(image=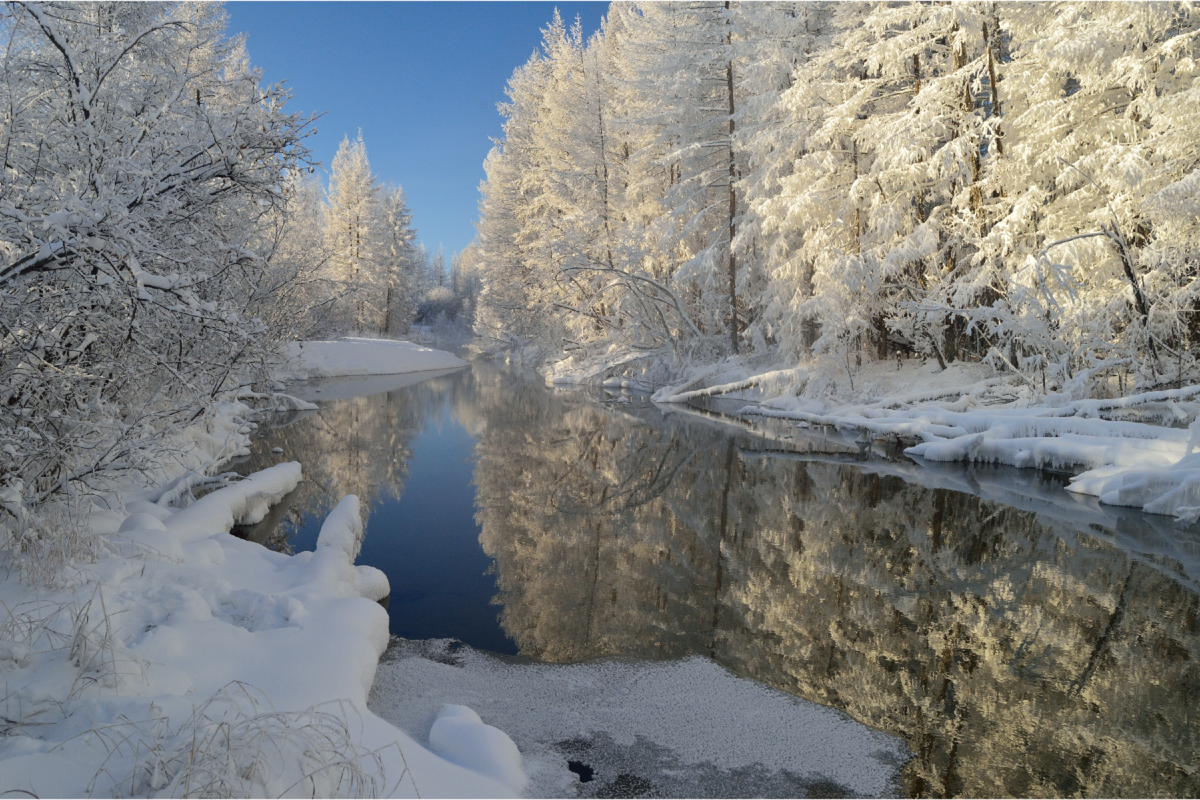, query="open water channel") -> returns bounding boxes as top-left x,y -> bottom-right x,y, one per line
232,362 -> 1200,798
